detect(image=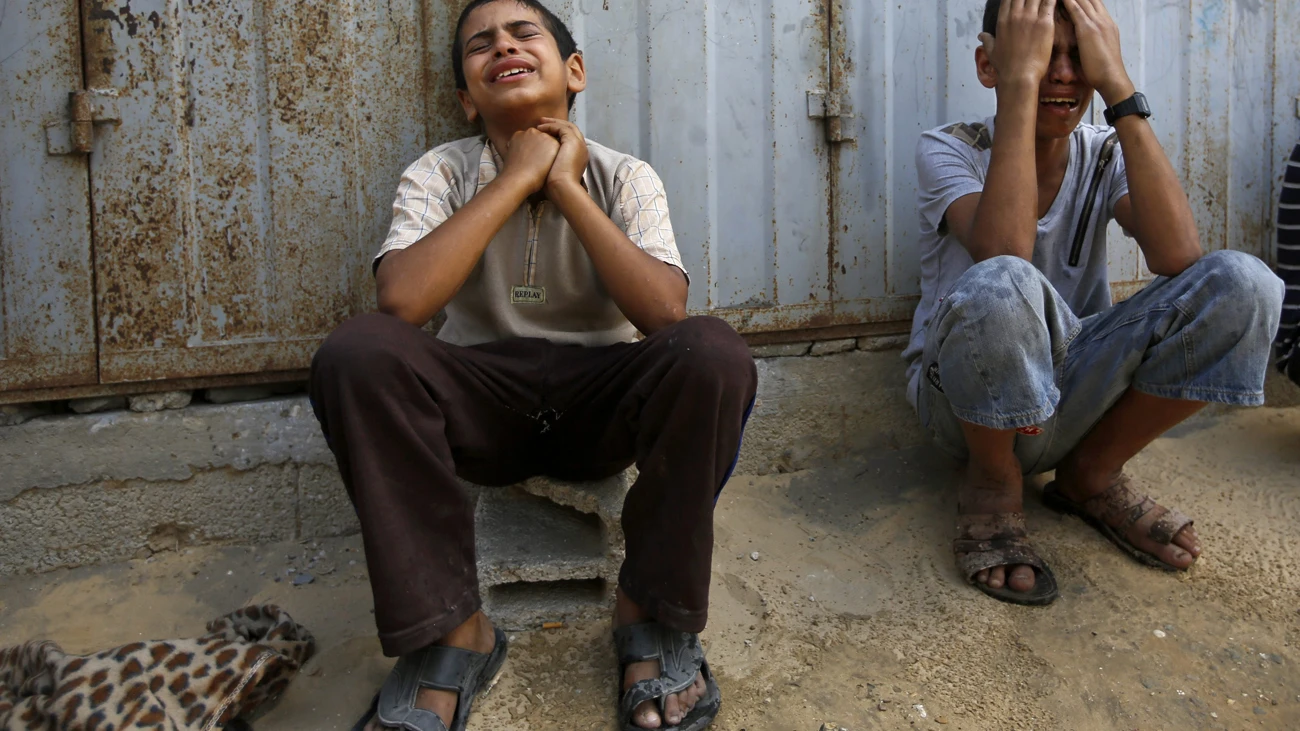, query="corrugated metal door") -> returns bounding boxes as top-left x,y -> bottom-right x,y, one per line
573,0 -> 838,332
0,0 -> 98,391
79,0 -> 451,383
829,0 -> 1299,308
577,0 -> 1300,333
